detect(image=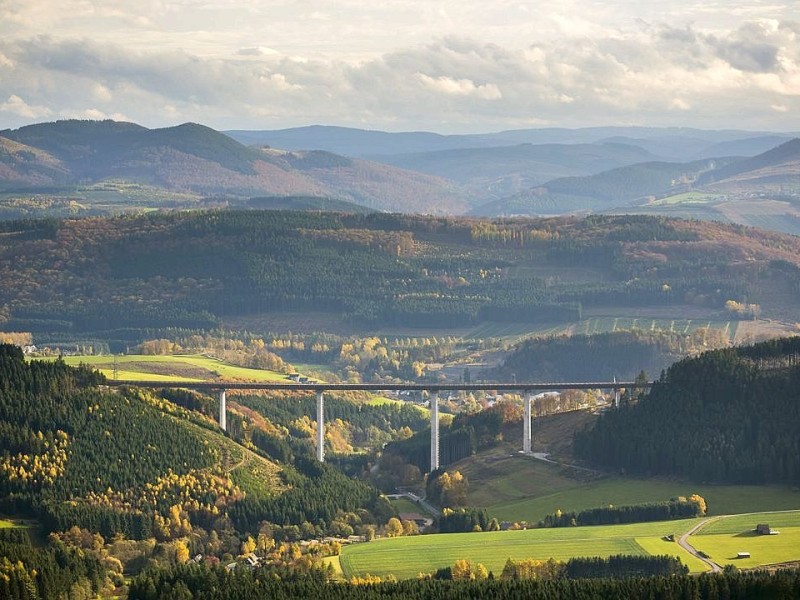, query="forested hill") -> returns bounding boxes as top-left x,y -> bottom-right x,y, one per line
497,331 -> 696,382
574,337 -> 800,483
0,344 -> 388,539
3,212 -> 800,344
0,120 -> 467,213
0,343 -> 233,537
